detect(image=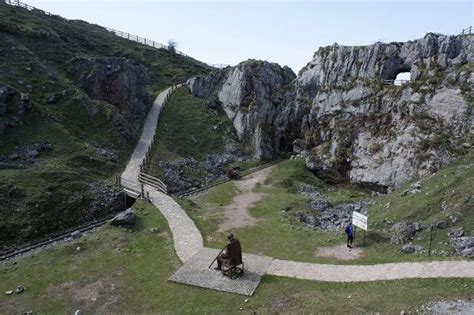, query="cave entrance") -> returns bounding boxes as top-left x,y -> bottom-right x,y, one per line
394,72 -> 411,86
